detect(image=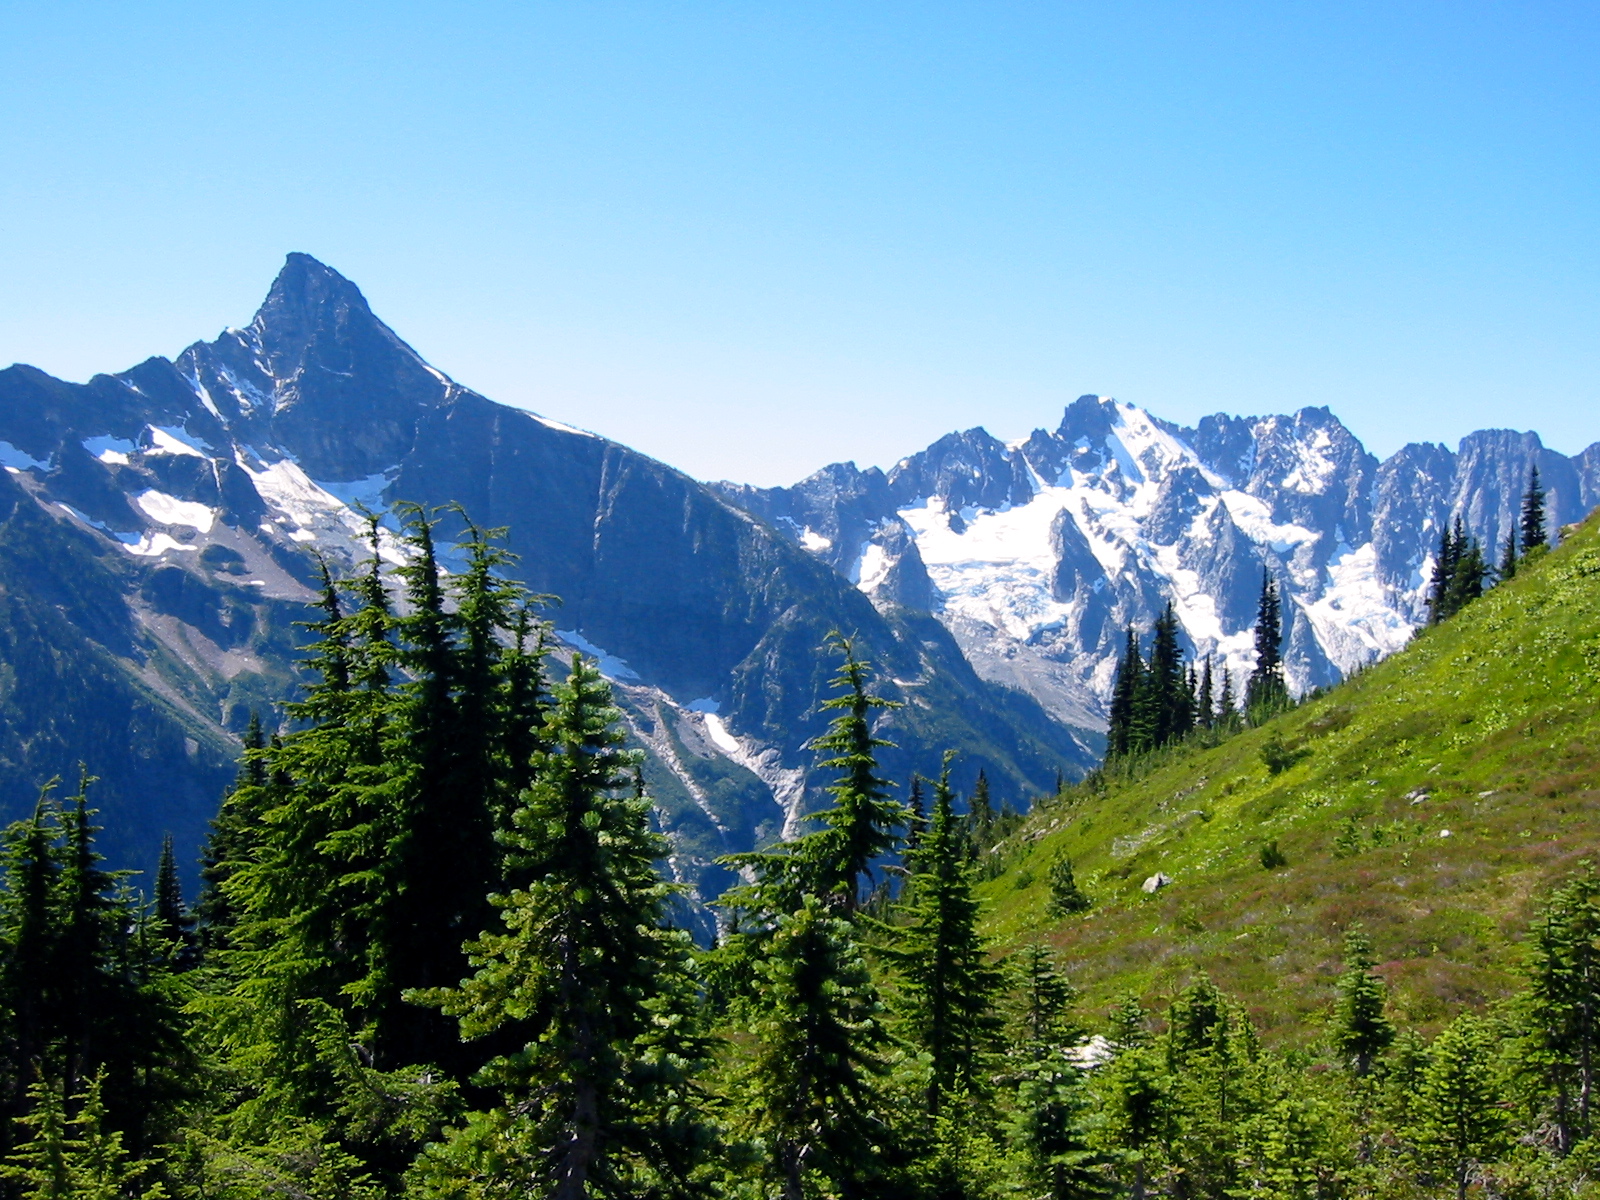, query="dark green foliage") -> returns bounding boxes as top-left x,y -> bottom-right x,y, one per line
153,833 -> 196,970
1010,1052 -> 1112,1200
1245,570 -> 1288,716
1258,840 -> 1287,871
1106,606 -> 1203,762
740,897 -> 890,1200
1008,942 -> 1079,1050
1410,1014 -> 1507,1200
1330,925 -> 1393,1076
1498,527 -> 1518,582
1258,733 -> 1308,776
879,757 -> 1003,1116
1521,463 -> 1548,553
423,657 -> 703,1200
1047,855 -> 1091,916
1106,629 -> 1143,760
1522,872 -> 1600,1151
1429,517 -> 1488,624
